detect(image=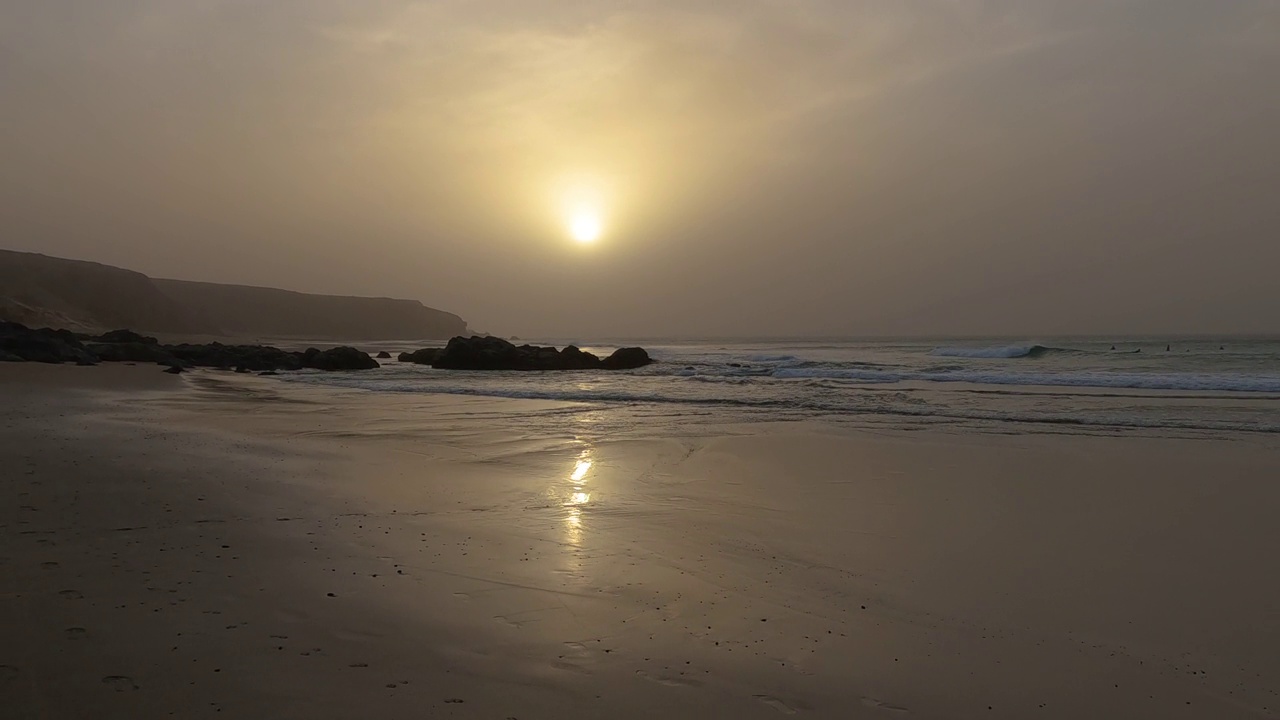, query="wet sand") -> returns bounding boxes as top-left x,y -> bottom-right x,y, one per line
2,365 -> 1278,719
